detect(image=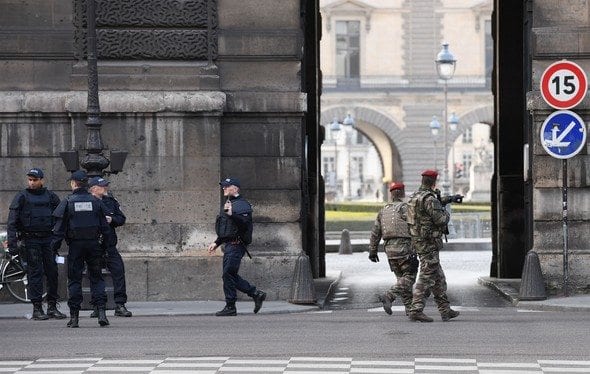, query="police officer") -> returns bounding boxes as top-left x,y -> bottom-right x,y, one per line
88,176 -> 132,317
369,182 -> 418,316
50,170 -> 111,328
207,177 -> 266,316
7,168 -> 66,320
406,170 -> 459,322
